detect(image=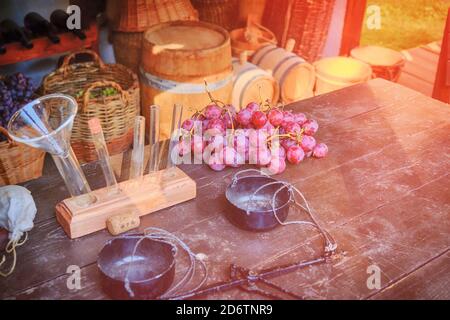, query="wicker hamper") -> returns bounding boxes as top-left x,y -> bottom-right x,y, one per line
42,50 -> 140,163
191,0 -> 238,30
263,0 -> 335,62
0,127 -> 45,186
